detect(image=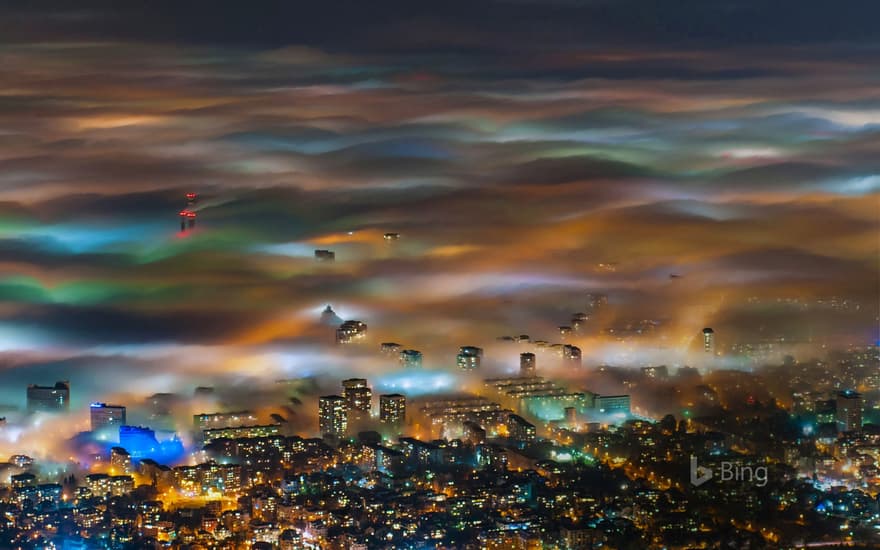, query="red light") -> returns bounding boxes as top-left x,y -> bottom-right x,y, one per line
186,193 -> 197,200
179,210 -> 197,217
